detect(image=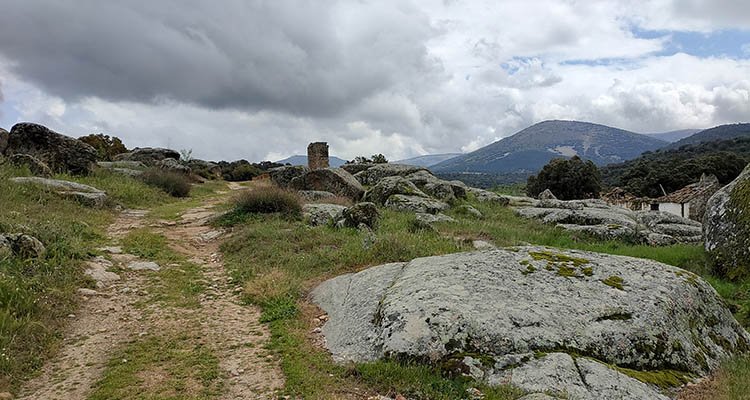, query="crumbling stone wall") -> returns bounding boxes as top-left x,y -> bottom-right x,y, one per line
308,142 -> 329,170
